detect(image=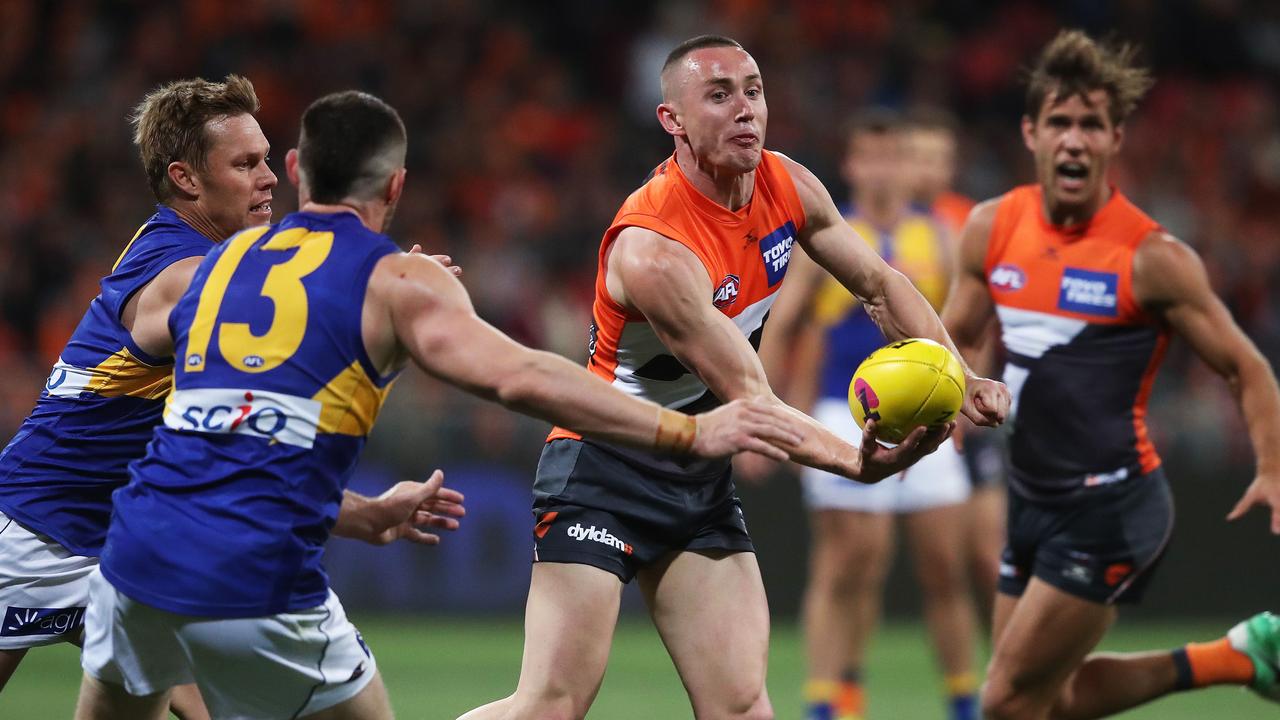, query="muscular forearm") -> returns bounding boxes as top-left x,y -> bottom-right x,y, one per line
498,350 -> 687,453
867,270 -> 976,377
1232,353 -> 1280,473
